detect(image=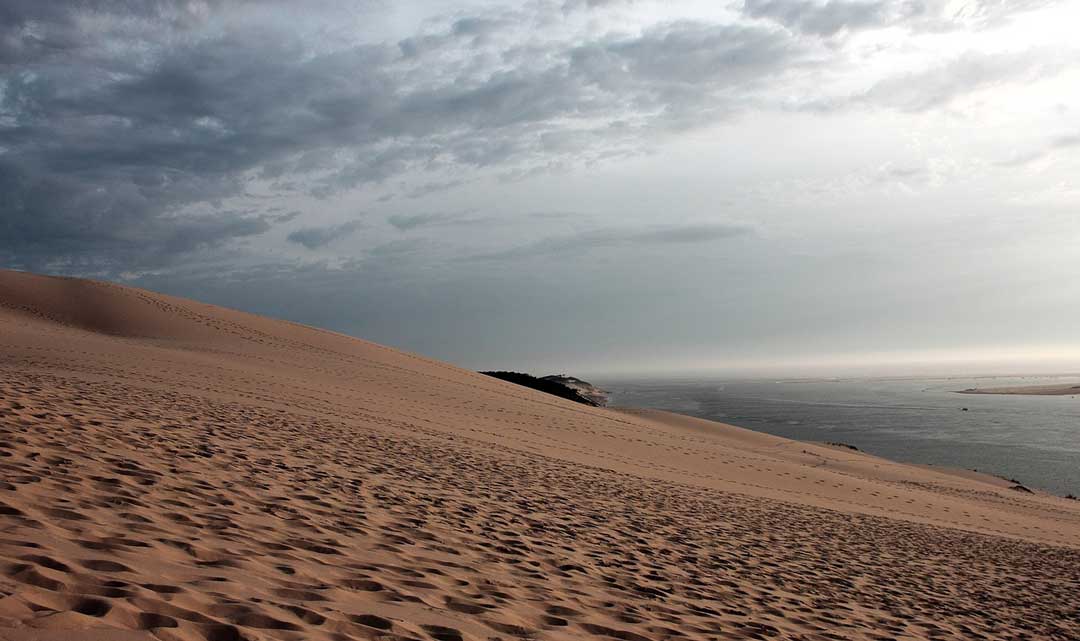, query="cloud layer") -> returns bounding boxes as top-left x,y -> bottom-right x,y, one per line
0,1 -> 821,270
2,0 -> 1078,373
286,221 -> 363,249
